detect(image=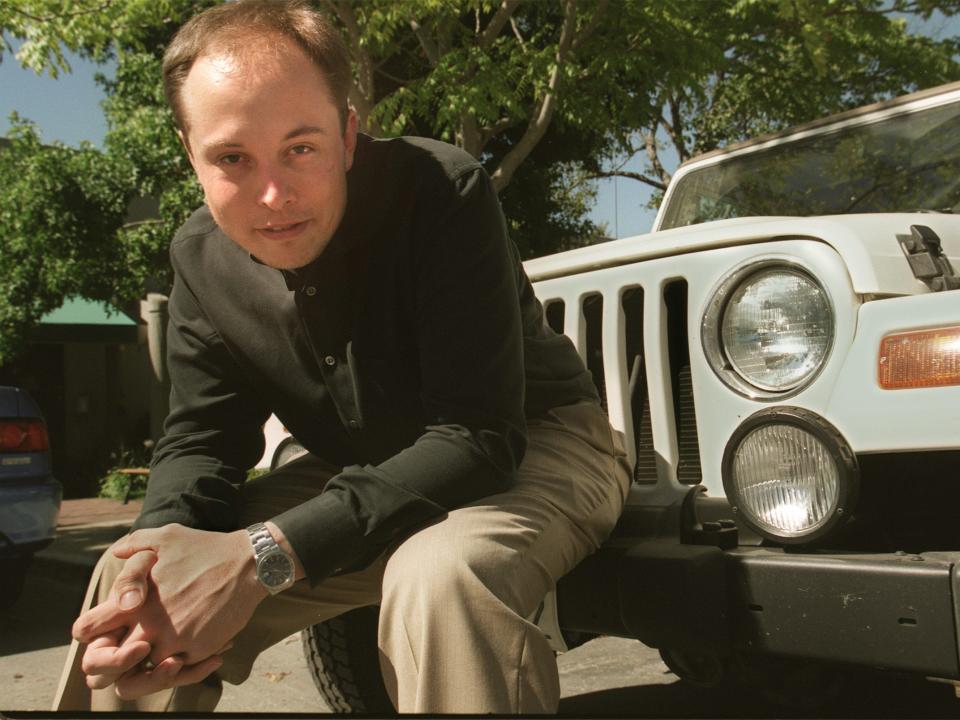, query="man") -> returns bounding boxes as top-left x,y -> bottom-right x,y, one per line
54,0 -> 630,713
